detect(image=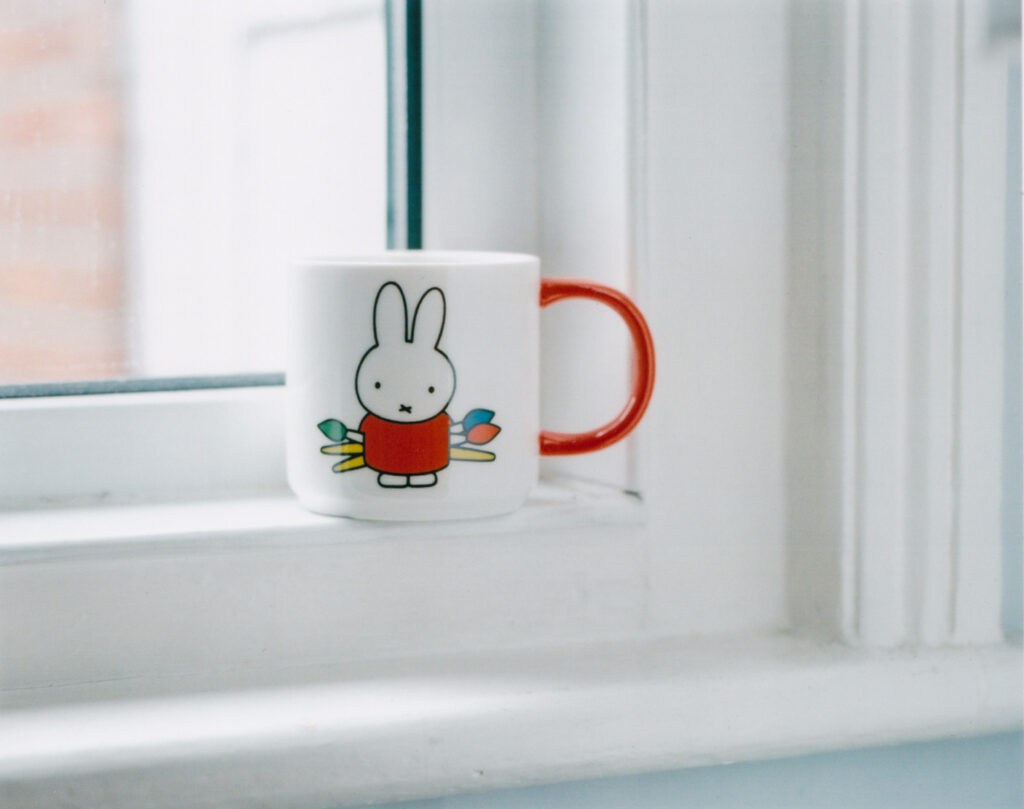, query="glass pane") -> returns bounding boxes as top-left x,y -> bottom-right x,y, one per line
0,0 -> 390,387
